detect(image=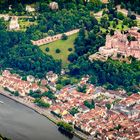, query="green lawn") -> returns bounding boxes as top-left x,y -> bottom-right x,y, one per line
19,19 -> 37,31
100,20 -> 129,33
137,20 -> 140,27
40,33 -> 78,67
109,20 -> 129,31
